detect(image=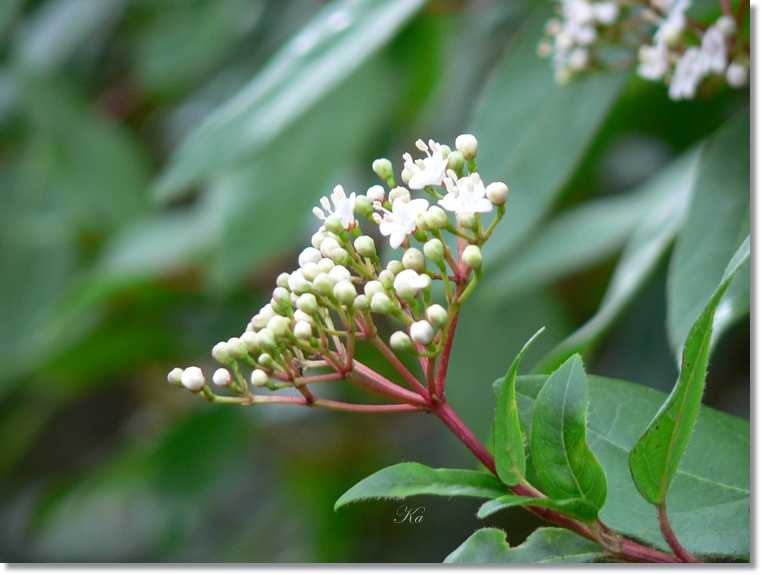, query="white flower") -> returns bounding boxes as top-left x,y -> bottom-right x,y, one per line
669,46 -> 708,100
213,368 -> 232,387
181,366 -> 206,391
312,185 -> 356,230
377,197 -> 430,249
726,62 -> 748,87
366,184 -> 385,203
409,320 -> 435,345
637,42 -> 670,80
592,2 -> 619,24
439,173 -> 494,215
403,139 -> 449,190
700,26 -> 727,74
393,269 -> 431,298
654,0 -> 691,45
